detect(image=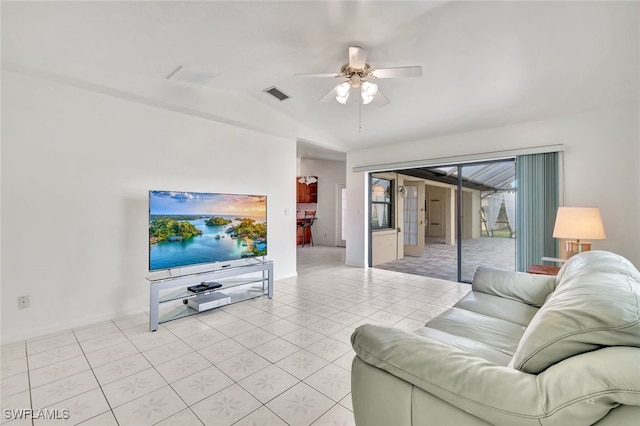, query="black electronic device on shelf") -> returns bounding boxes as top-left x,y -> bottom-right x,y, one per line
187,282 -> 223,293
